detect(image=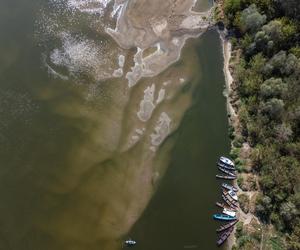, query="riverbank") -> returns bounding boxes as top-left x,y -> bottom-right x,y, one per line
217,1 -> 300,248
220,31 -> 262,250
